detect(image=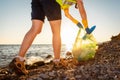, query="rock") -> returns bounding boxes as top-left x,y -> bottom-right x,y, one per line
75,75 -> 82,79
26,61 -> 45,70
39,73 -> 49,79
45,55 -> 53,59
65,51 -> 73,59
0,33 -> 120,80
44,55 -> 53,64
48,71 -> 56,77
111,33 -> 120,41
